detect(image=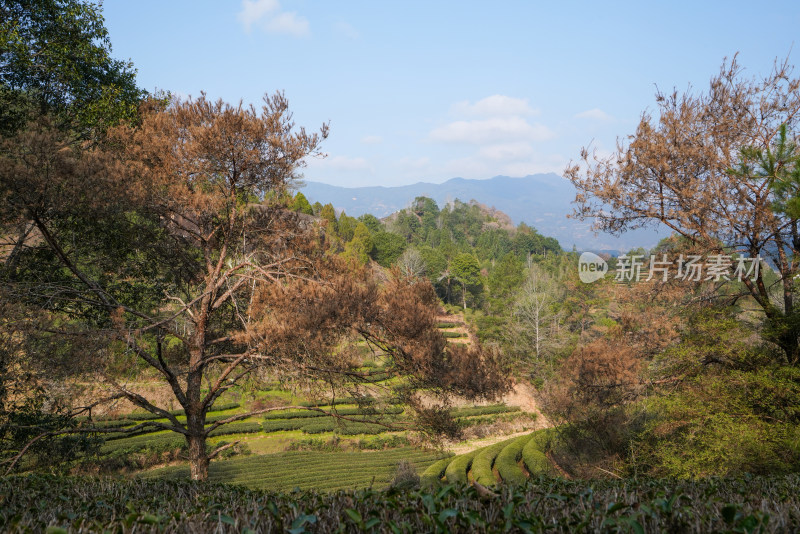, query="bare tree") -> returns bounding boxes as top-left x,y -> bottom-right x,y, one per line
509,263 -> 563,364
397,247 -> 427,278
